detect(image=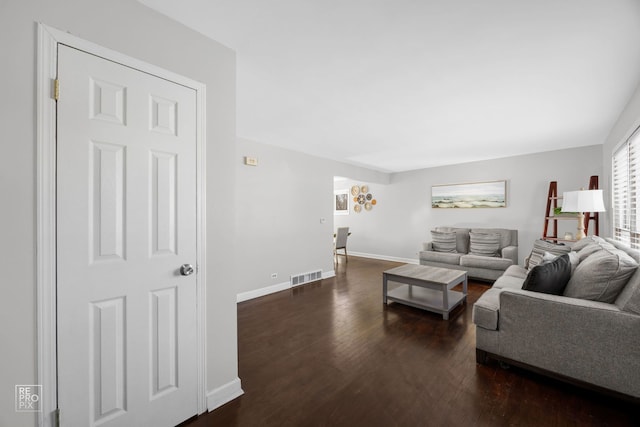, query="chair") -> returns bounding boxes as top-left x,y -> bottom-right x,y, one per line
334,227 -> 350,262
